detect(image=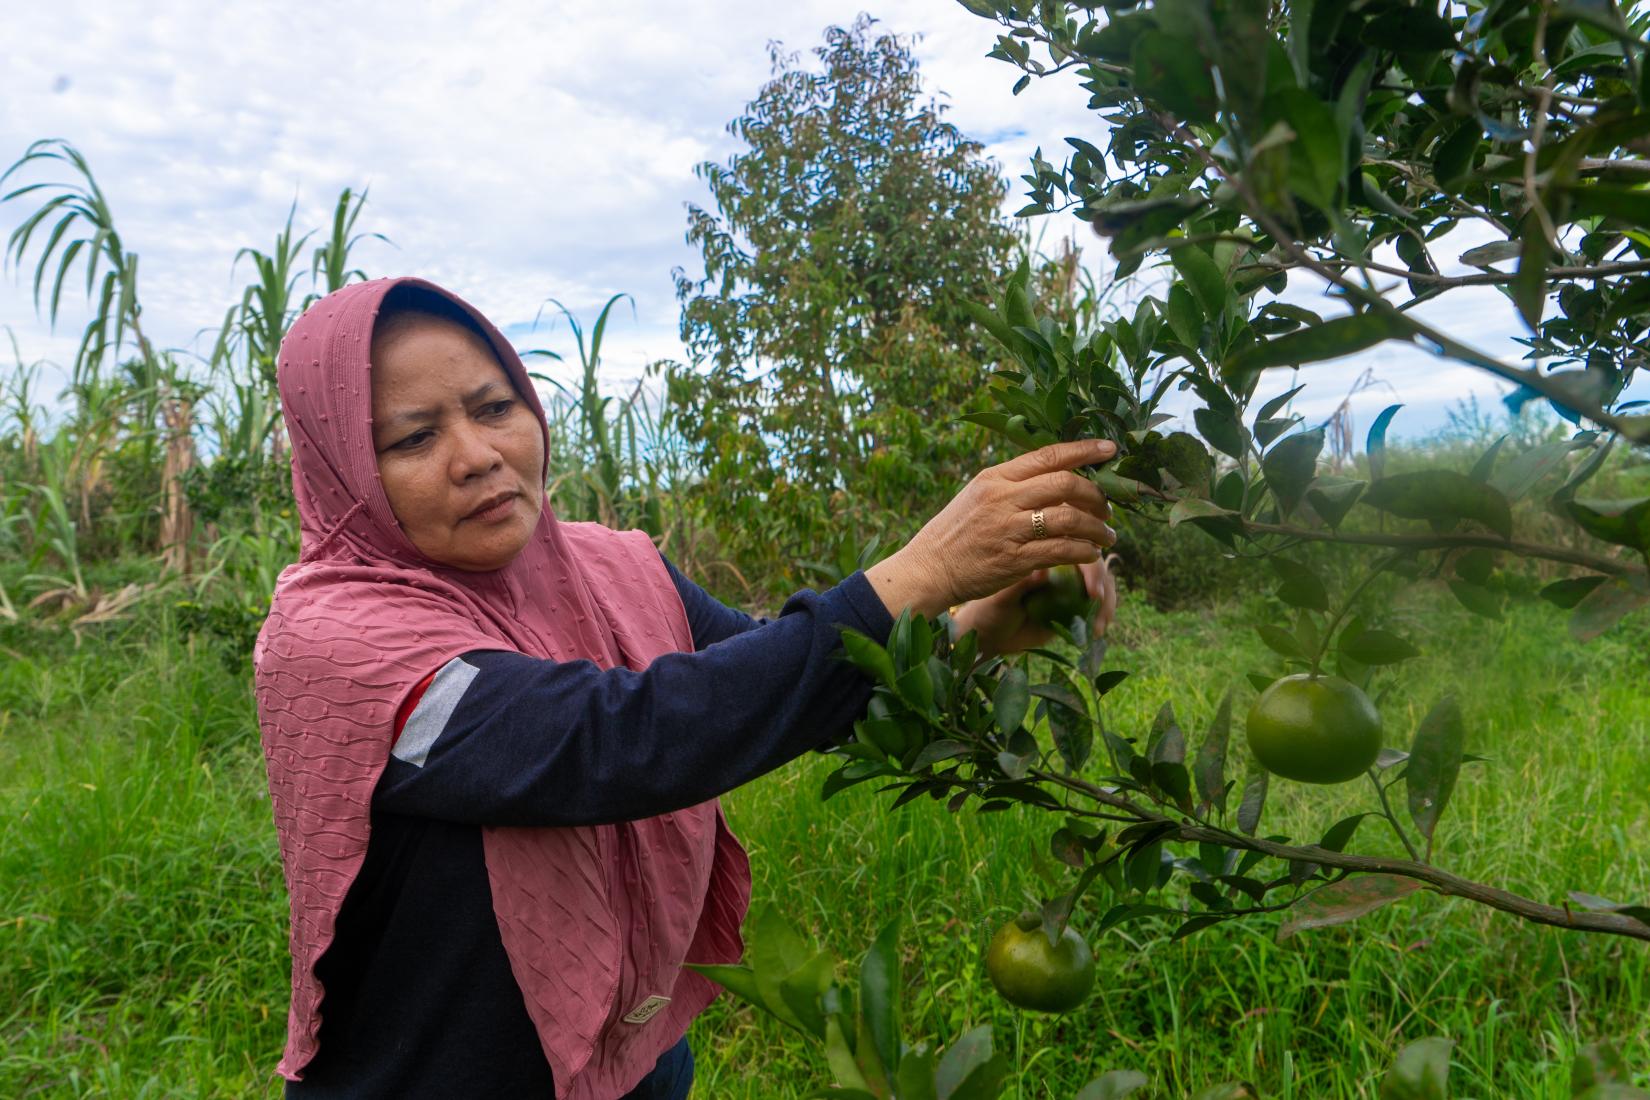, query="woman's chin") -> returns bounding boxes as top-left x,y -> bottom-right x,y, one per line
433,525 -> 534,572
